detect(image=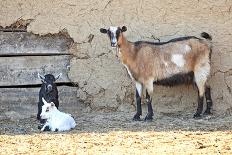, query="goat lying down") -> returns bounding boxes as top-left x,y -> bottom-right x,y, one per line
40,98 -> 76,132
100,26 -> 213,121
